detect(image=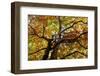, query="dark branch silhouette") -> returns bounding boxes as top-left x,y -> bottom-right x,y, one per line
29,25 -> 52,41
60,20 -> 87,34
51,31 -> 87,50
28,48 -> 47,55
61,51 -> 87,59
76,40 -> 87,49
